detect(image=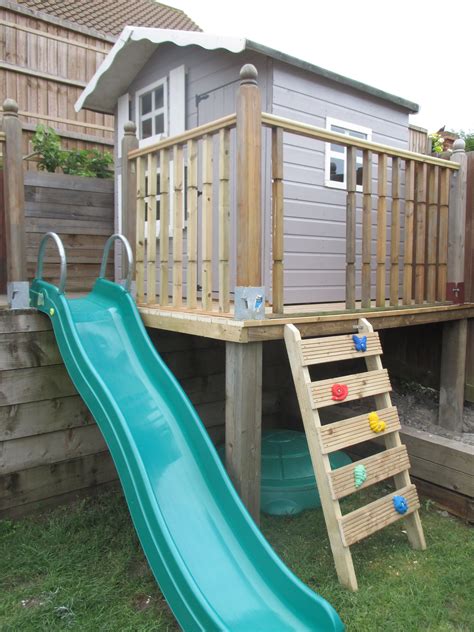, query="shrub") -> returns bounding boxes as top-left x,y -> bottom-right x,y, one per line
31,124 -> 113,178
